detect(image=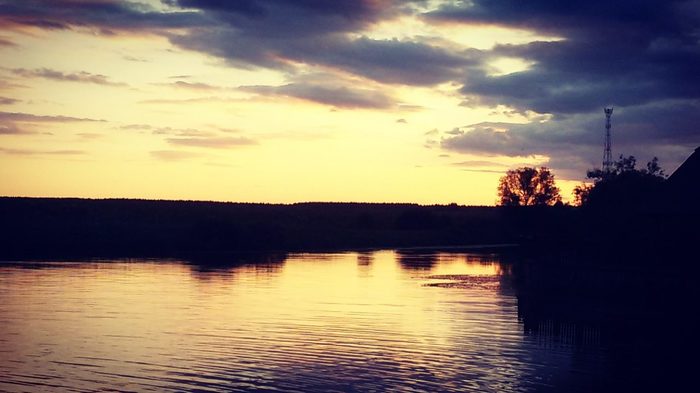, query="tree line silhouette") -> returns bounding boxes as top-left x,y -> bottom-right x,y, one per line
0,199 -> 525,259
1,148 -> 696,262
496,149 -> 698,263
496,155 -> 667,207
